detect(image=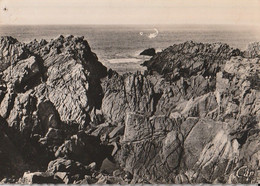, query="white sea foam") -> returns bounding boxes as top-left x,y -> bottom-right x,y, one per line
148,28 -> 159,39
107,58 -> 142,64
